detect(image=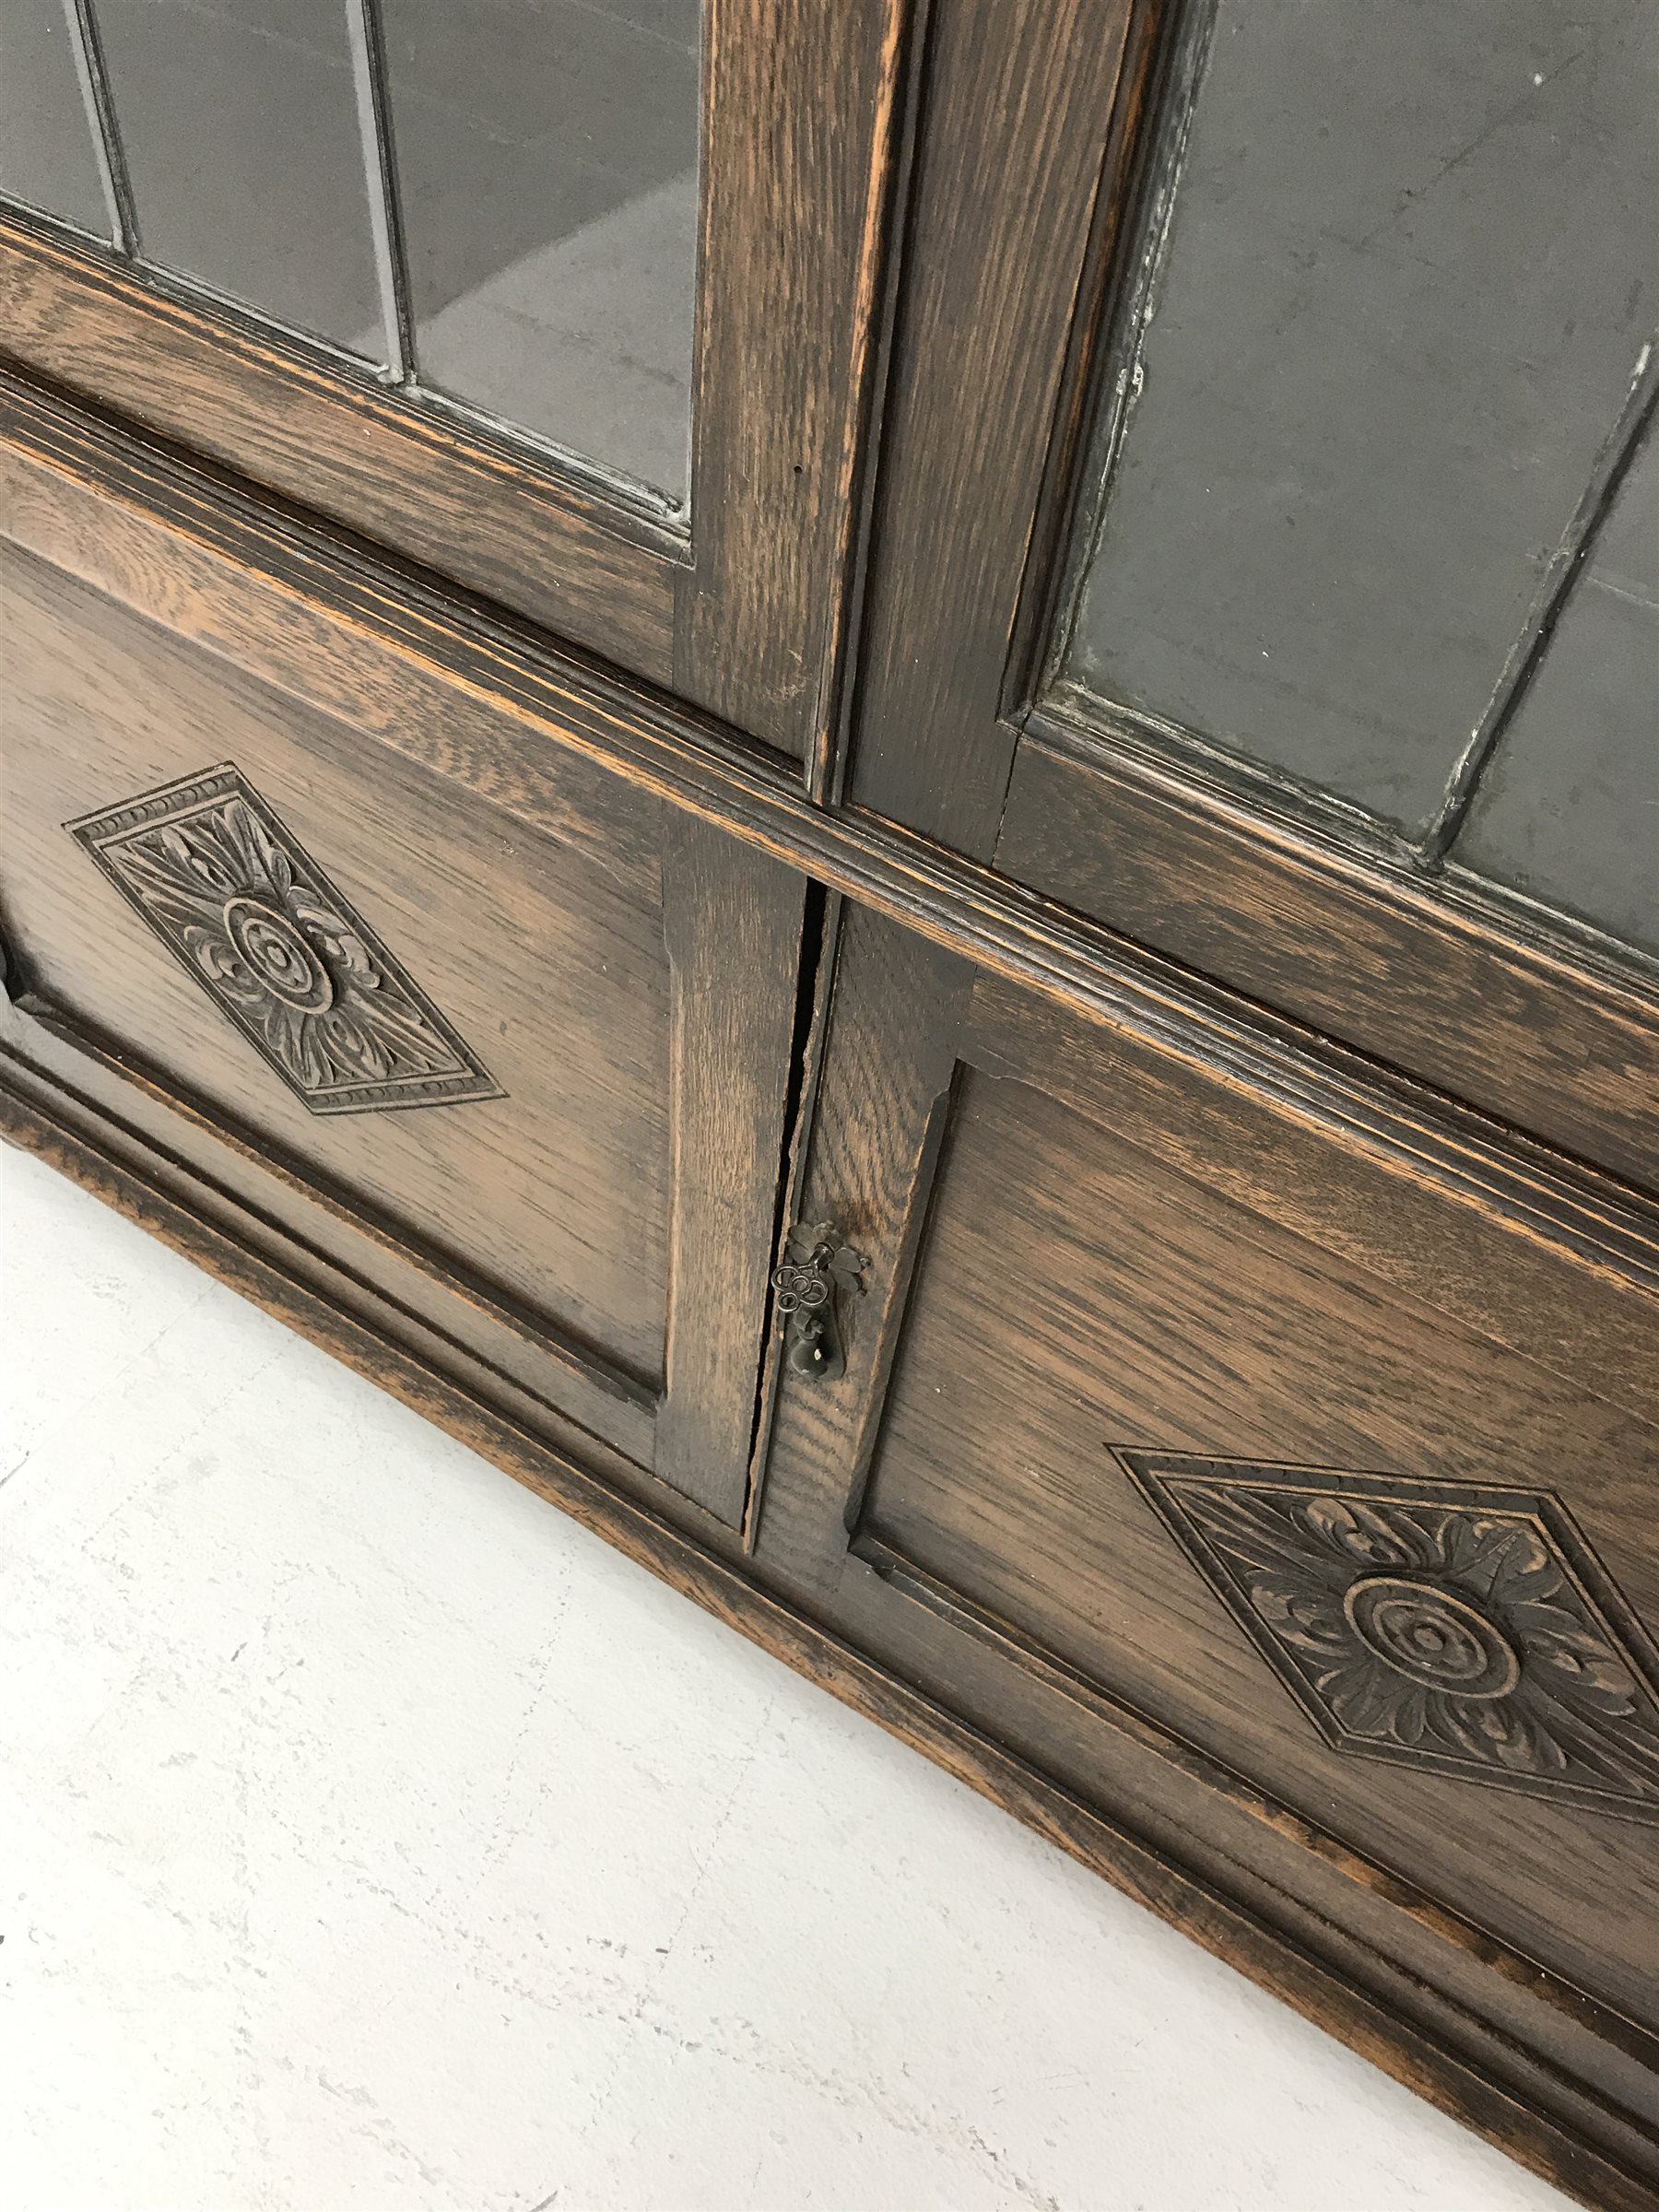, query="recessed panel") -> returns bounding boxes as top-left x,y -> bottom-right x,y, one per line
1,545 -> 671,1389
861,1065 -> 1659,2019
